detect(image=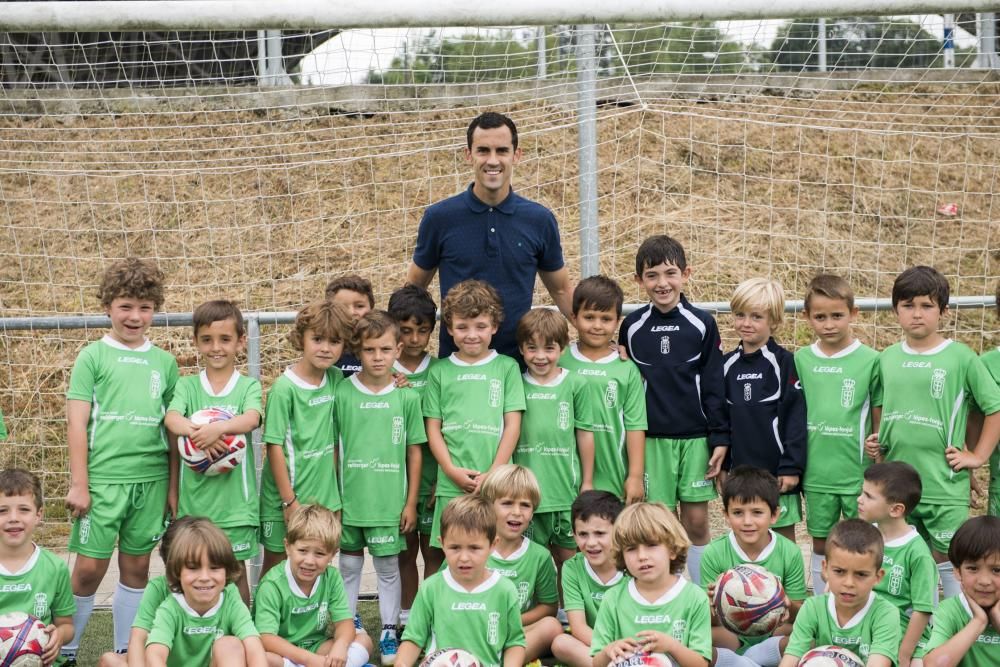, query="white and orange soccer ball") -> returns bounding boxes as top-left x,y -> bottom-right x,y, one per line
615,651 -> 674,666
0,612 -> 49,667
419,648 -> 481,667
177,408 -> 247,476
713,563 -> 786,636
798,645 -> 865,667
